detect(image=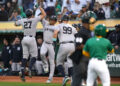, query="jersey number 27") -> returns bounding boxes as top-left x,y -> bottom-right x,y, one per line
24,21 -> 32,29
63,26 -> 72,34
